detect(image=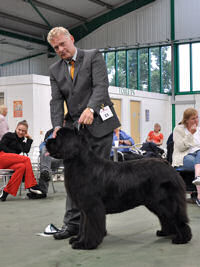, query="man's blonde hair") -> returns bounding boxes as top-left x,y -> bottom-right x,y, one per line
0,105 -> 7,115
47,27 -> 70,43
